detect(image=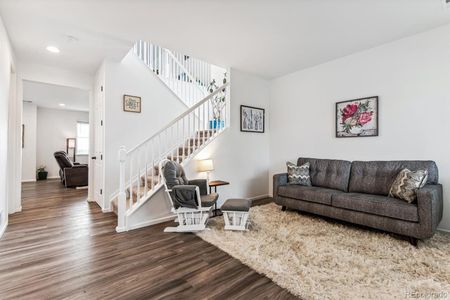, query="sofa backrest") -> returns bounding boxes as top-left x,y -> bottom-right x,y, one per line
297,157 -> 352,192
349,160 -> 439,196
